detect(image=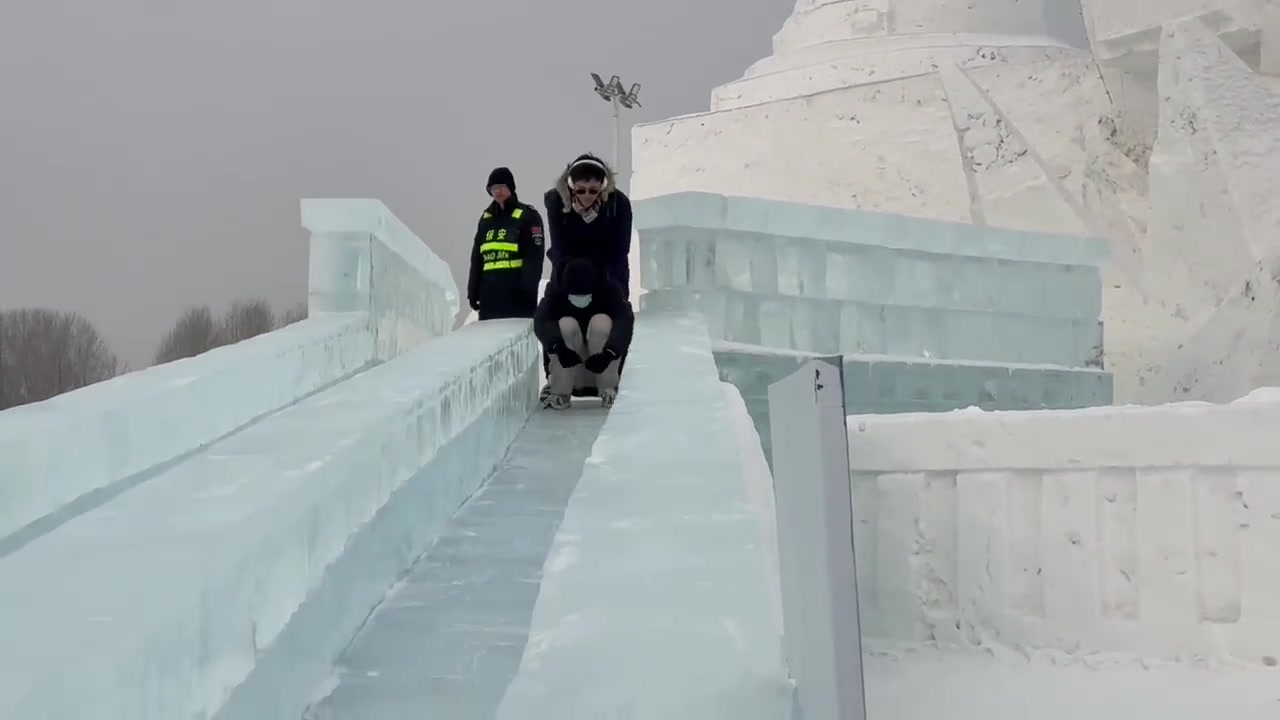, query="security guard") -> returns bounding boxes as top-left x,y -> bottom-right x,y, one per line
467,167 -> 545,320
